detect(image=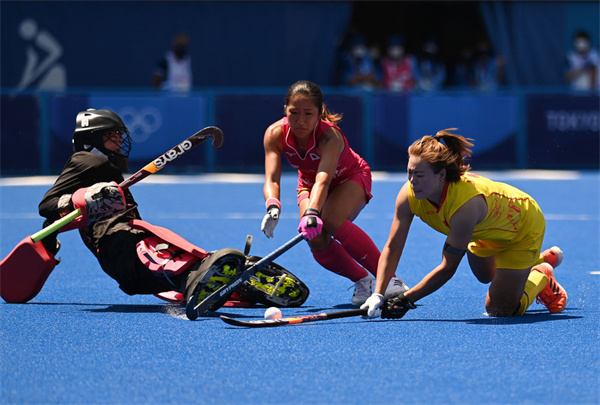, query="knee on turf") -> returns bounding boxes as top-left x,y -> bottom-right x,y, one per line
485,300 -> 519,317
